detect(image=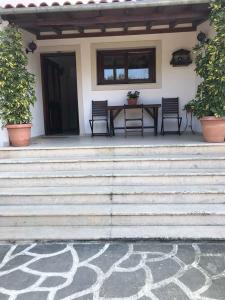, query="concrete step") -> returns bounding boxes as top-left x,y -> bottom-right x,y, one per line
1,225 -> 225,240
1,155 -> 225,171
1,169 -> 225,187
1,143 -> 225,241
1,204 -> 225,227
1,144 -> 225,159
0,185 -> 225,205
